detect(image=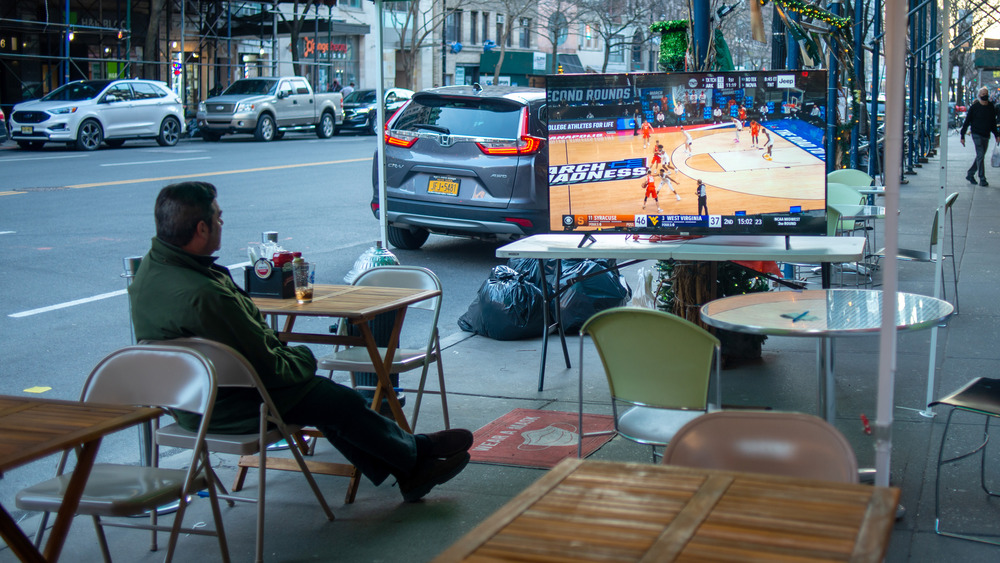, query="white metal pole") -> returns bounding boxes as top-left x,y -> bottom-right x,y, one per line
876,0 -> 906,488
921,0 -> 950,418
375,0 -> 389,248
375,0 -> 388,247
